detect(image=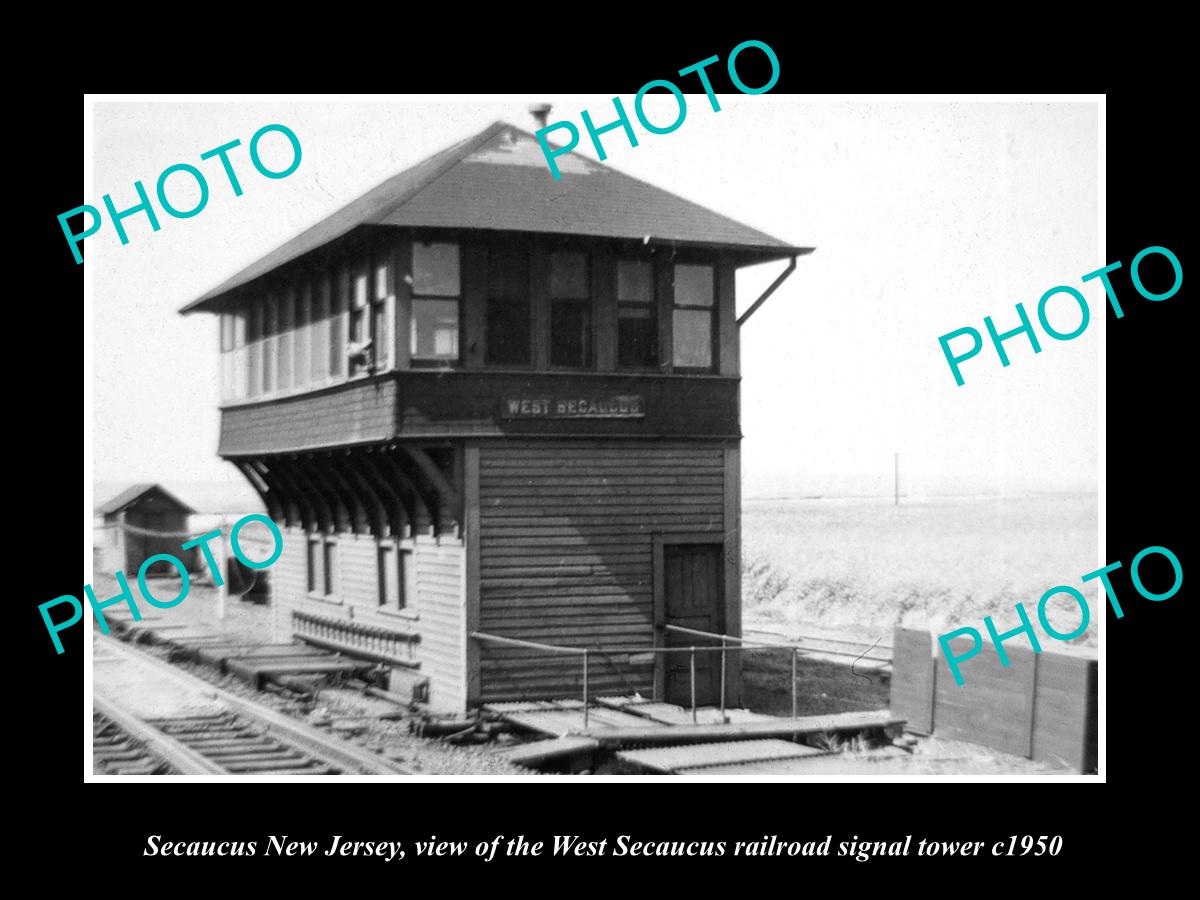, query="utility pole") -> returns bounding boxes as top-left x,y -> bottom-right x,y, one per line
894,452 -> 900,507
